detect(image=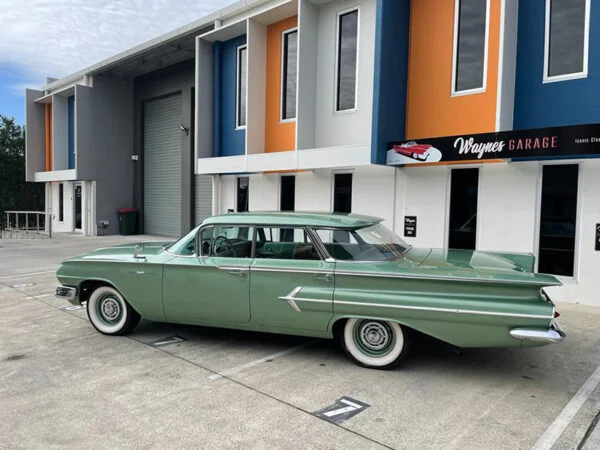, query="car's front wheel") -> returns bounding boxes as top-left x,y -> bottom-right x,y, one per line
87,286 -> 140,335
342,318 -> 409,369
